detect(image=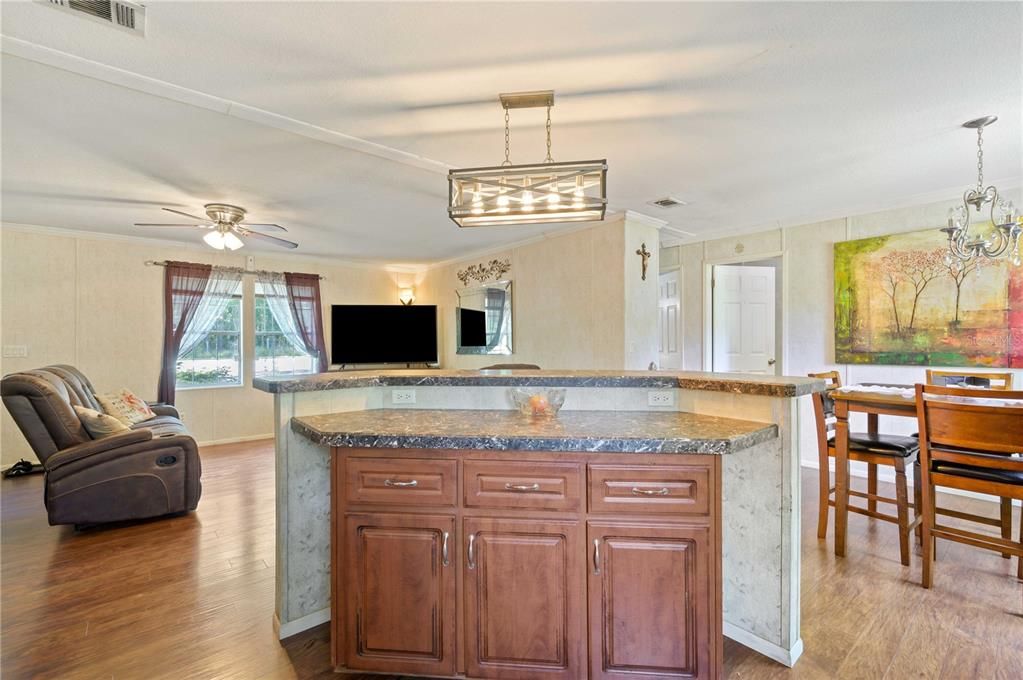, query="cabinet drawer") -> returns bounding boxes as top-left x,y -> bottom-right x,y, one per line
463,461 -> 582,511
588,464 -> 710,515
345,457 -> 457,507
